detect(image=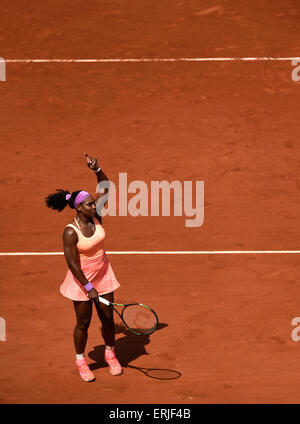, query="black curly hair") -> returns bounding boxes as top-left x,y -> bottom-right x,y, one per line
45,189 -> 83,212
